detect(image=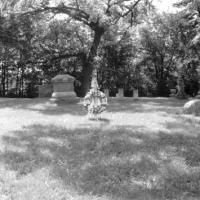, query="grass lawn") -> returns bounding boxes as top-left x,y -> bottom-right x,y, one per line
0,97 -> 200,200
